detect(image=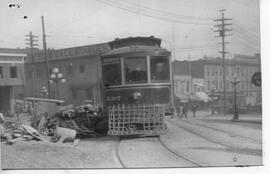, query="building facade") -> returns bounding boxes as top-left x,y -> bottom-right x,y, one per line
24,43 -> 110,105
172,53 -> 261,112
172,60 -> 207,104
0,50 -> 26,114
203,54 -> 261,108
